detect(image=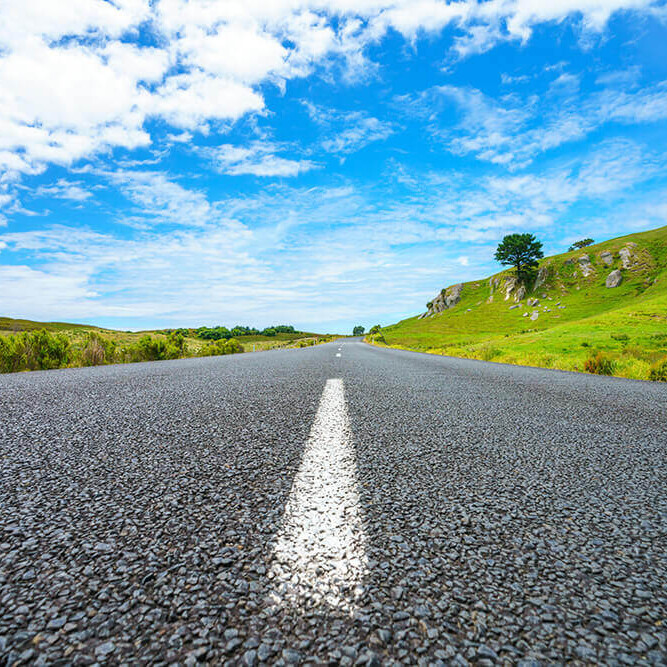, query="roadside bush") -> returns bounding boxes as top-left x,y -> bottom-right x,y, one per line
648,358 -> 667,382
478,343 -> 501,361
126,335 -> 169,362
584,352 -> 615,376
199,338 -> 244,357
81,332 -> 117,366
0,329 -> 71,373
167,331 -> 186,357
0,335 -> 23,373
